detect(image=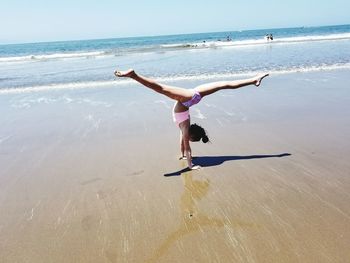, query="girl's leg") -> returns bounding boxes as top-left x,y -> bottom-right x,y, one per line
195,73 -> 269,98
115,69 -> 193,101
